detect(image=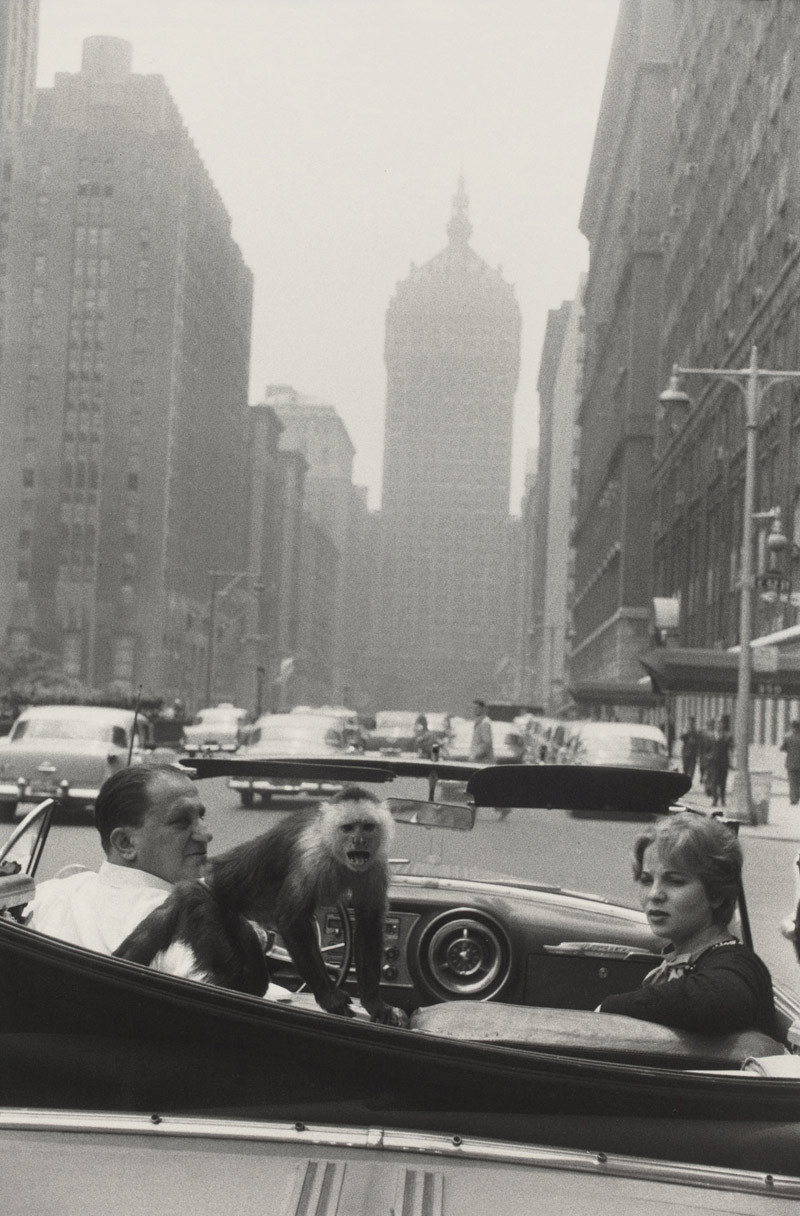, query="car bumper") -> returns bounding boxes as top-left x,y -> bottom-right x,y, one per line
228,778 -> 344,797
0,780 -> 99,804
